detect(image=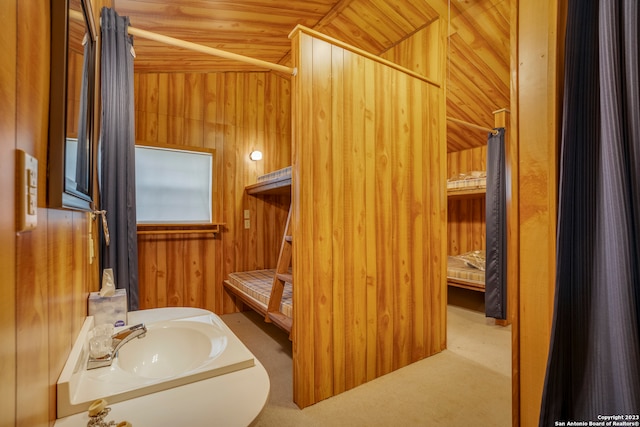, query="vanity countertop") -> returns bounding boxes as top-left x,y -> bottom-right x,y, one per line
54,308 -> 270,427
